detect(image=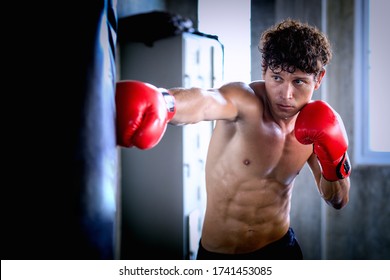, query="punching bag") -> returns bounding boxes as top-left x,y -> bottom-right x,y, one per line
3,0 -> 118,259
